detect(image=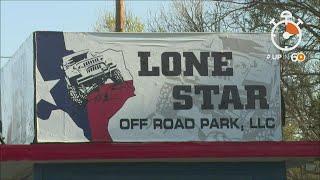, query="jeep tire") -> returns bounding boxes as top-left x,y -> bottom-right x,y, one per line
110,69 -> 124,84
68,85 -> 87,106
